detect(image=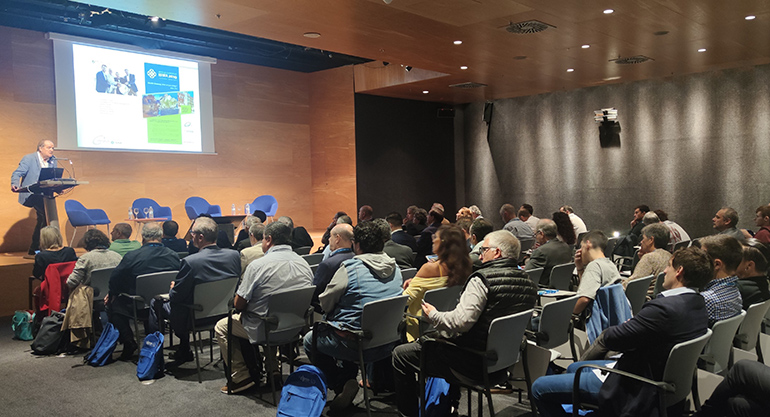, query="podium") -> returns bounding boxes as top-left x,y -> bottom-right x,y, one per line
17,179 -> 89,230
